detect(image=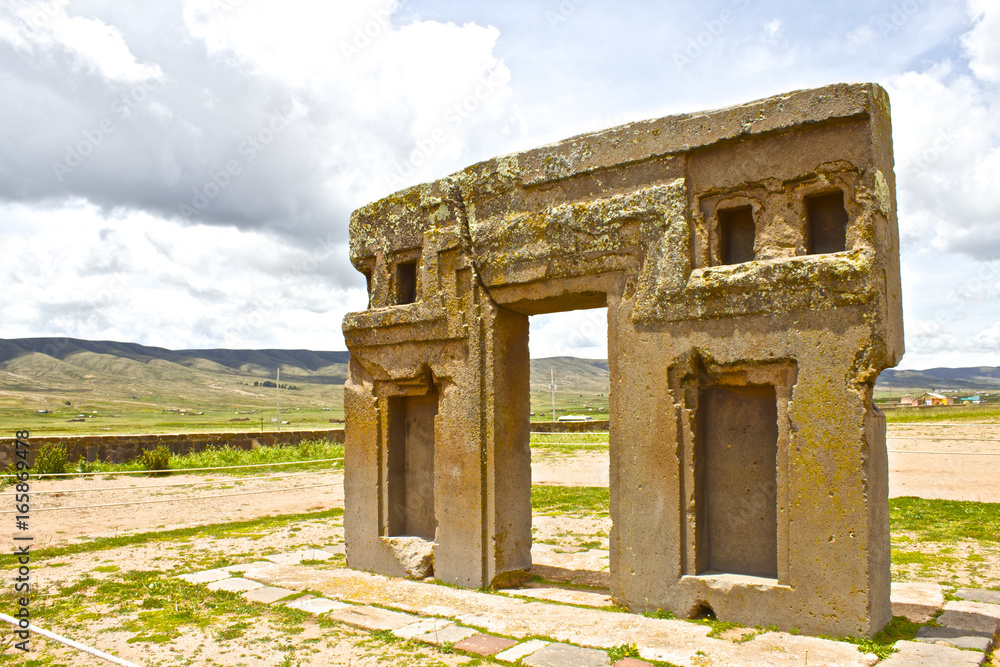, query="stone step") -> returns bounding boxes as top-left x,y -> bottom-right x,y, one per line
880,641 -> 988,666
178,552 -> 1000,667
238,560 -> 877,667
